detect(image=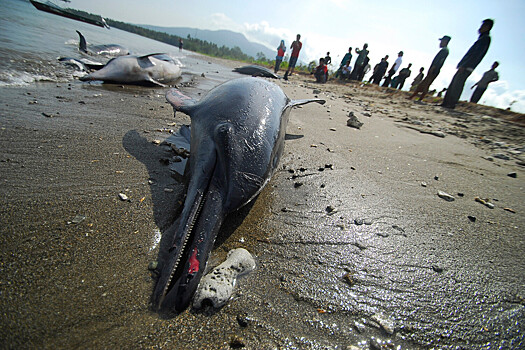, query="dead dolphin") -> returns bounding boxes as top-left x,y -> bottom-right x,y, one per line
76,30 -> 130,56
79,54 -> 182,86
233,65 -> 280,79
152,77 -> 325,313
